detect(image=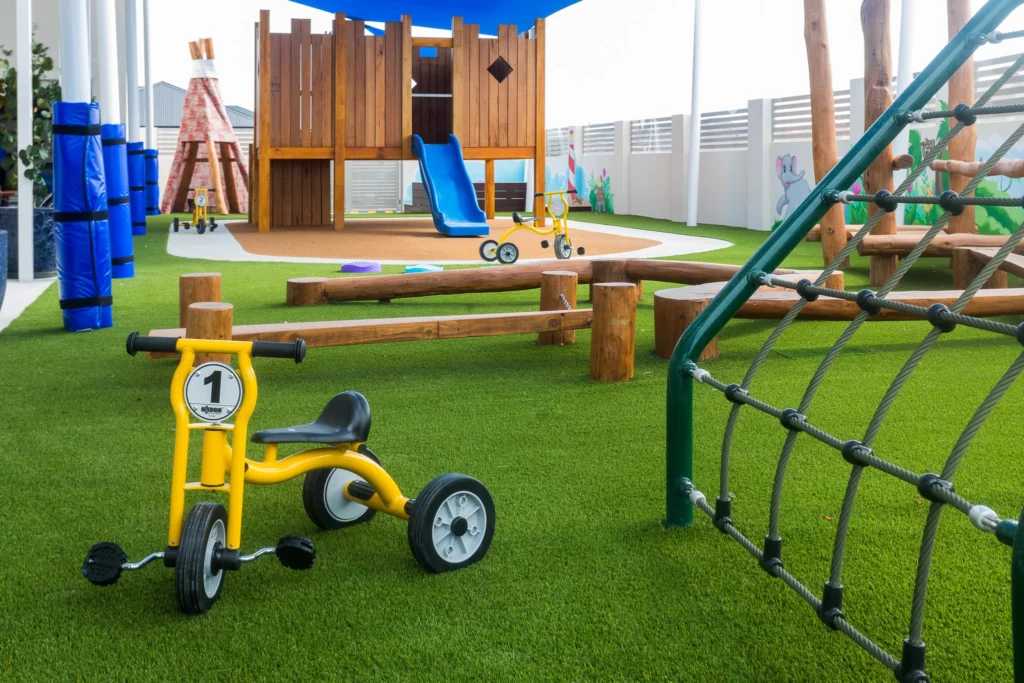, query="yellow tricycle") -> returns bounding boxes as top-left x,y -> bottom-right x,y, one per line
82,333 -> 495,614
171,187 -> 218,234
479,189 -> 585,264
